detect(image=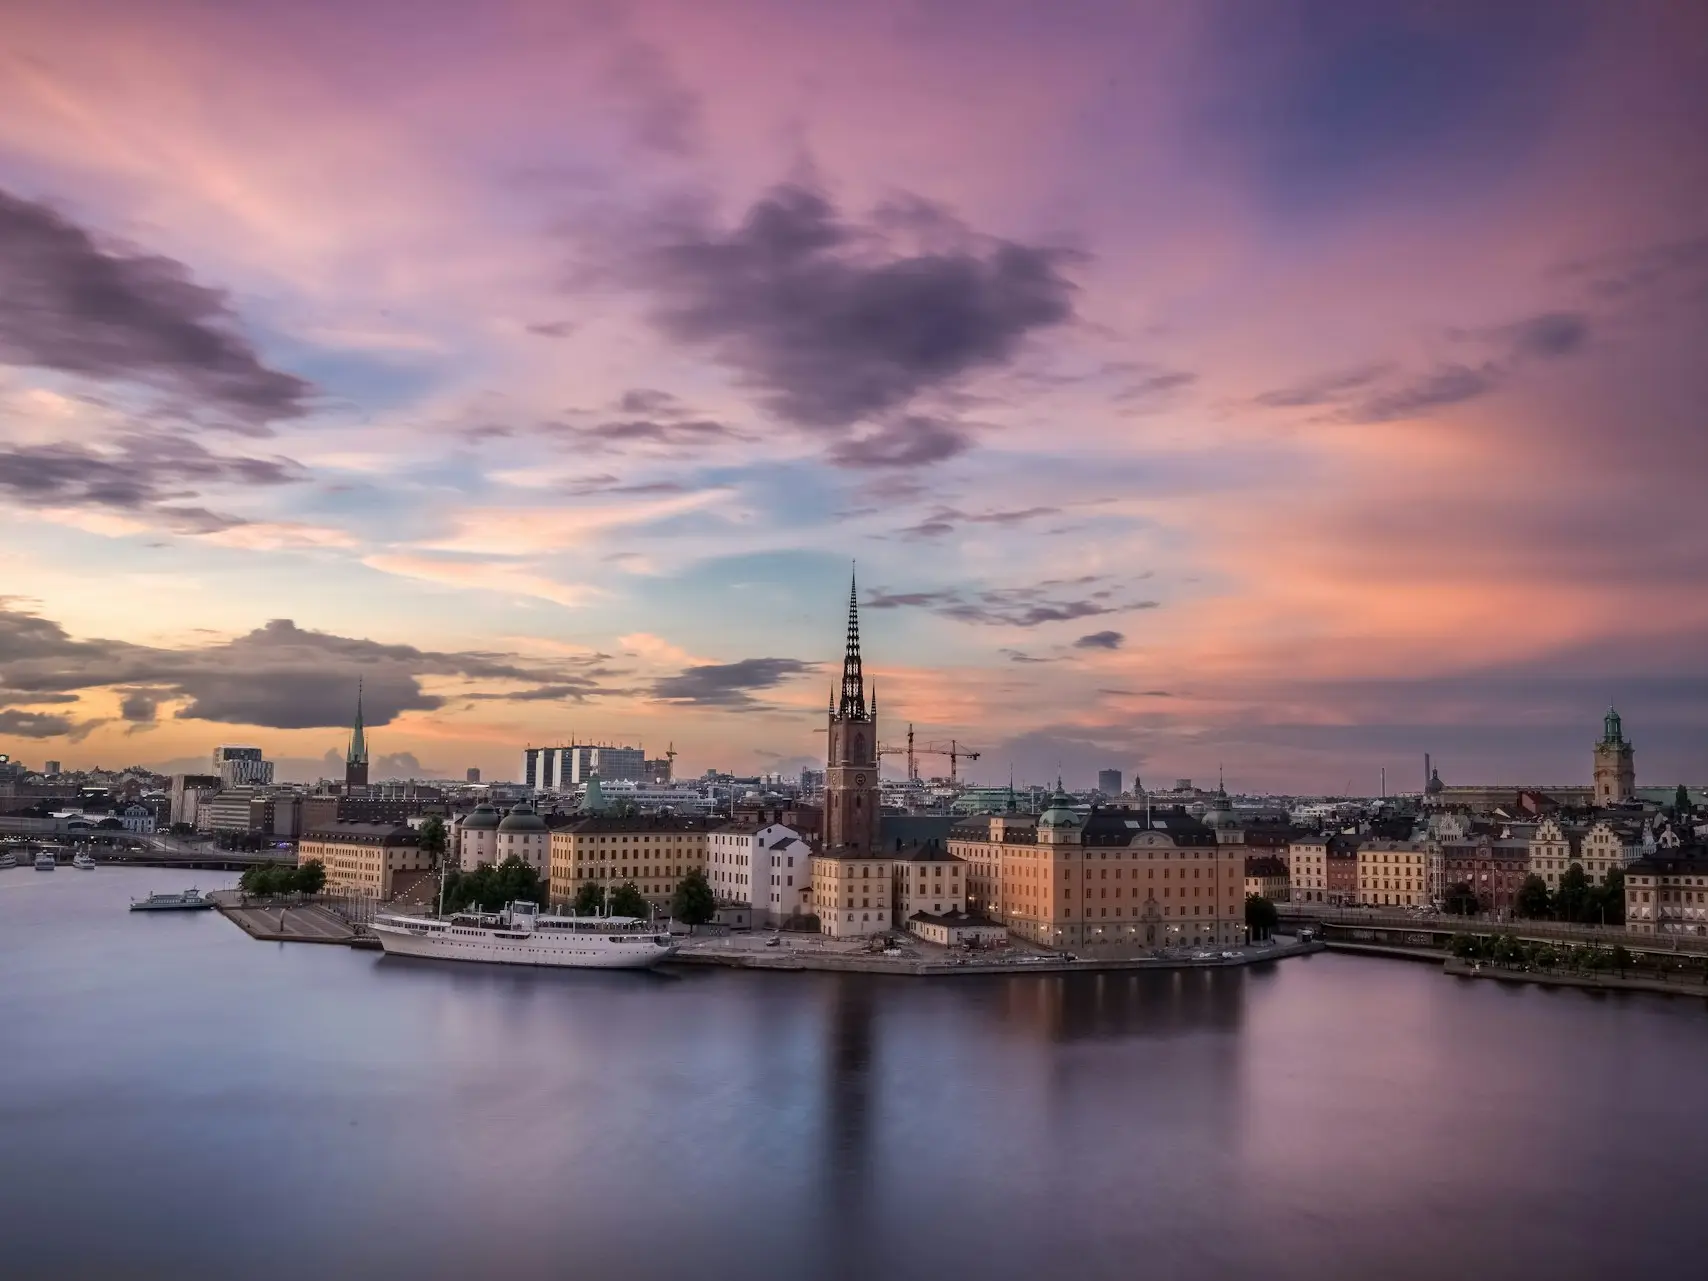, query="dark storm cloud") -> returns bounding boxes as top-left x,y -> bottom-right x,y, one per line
0,190 -> 311,423
637,184 -> 1076,428
1075,631 -> 1125,650
0,709 -> 80,738
0,434 -> 302,531
651,657 -> 818,708
866,582 -> 1158,628
117,688 -> 163,723
0,607 -> 610,736
827,417 -> 973,469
